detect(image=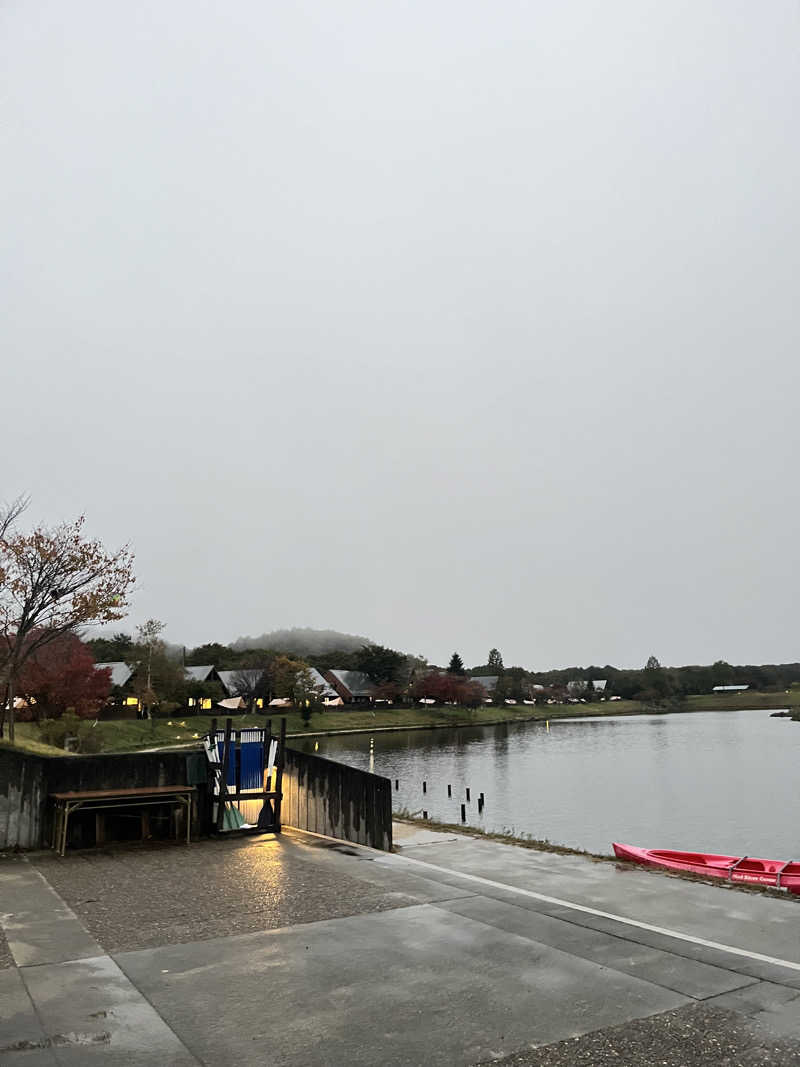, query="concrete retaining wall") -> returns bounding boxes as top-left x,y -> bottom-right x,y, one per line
0,746 -> 198,850
0,744 -> 392,852
282,747 -> 392,851
0,748 -> 47,852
